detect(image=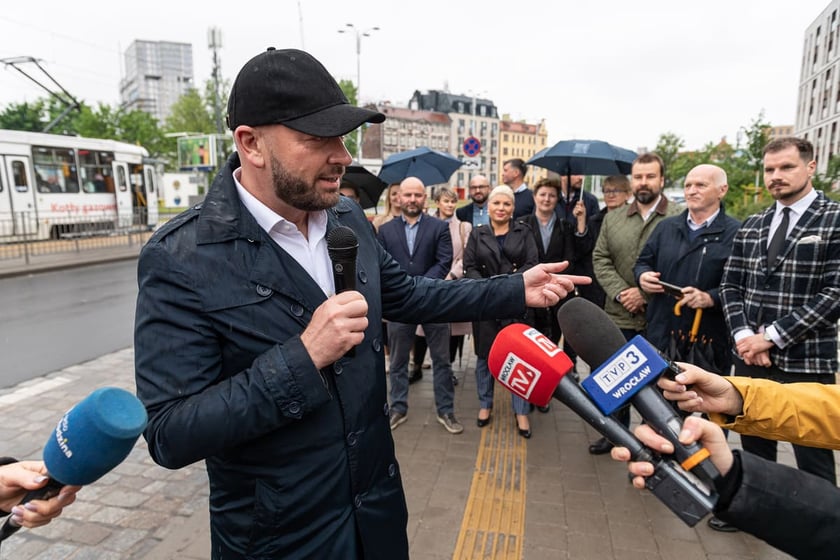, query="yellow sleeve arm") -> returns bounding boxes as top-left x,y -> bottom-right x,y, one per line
709,377 -> 840,450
